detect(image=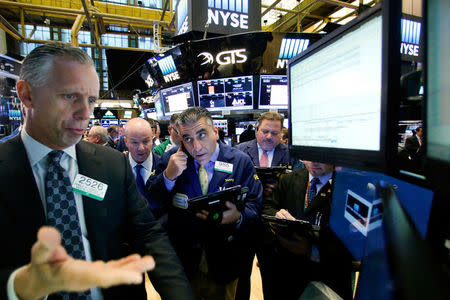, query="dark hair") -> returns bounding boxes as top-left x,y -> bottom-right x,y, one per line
20,42 -> 94,87
178,107 -> 213,128
170,113 -> 180,125
257,112 -> 283,129
107,125 -> 118,134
